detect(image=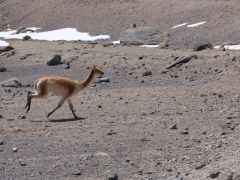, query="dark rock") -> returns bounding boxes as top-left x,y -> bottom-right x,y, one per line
167,56 -> 194,69
142,70 -> 153,76
209,171 -> 221,178
0,67 -> 7,72
72,171 -> 82,176
0,46 -> 14,53
195,163 -> 206,170
18,115 -> 26,119
0,78 -> 22,87
120,27 -> 168,46
6,51 -> 15,57
103,42 -> 114,47
0,114 -> 2,118
12,147 -> 18,152
107,132 -> 117,135
107,171 -> 118,180
193,42 -> 213,51
23,35 -> 31,41
170,124 -> 178,130
47,55 -> 62,66
181,130 -> 189,135
97,77 -> 110,83
0,140 -> 3,145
